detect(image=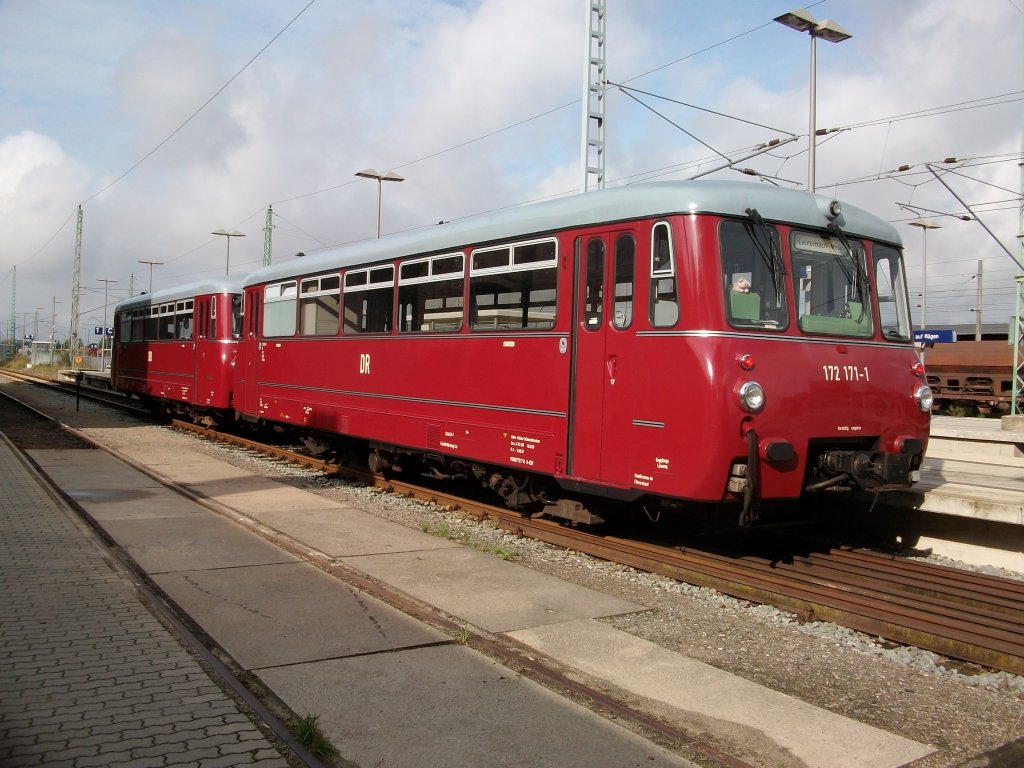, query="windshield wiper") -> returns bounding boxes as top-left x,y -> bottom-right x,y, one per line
744,207 -> 785,303
828,221 -> 870,309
